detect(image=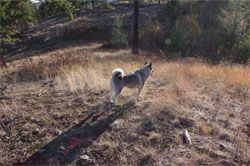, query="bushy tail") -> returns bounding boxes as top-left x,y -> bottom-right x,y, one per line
112,68 -> 124,80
